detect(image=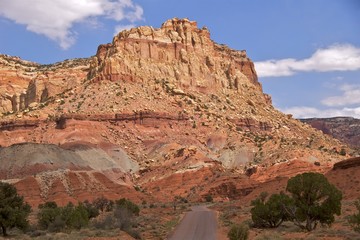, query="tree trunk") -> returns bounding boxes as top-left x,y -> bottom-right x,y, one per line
1,225 -> 7,236
306,218 -> 317,231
